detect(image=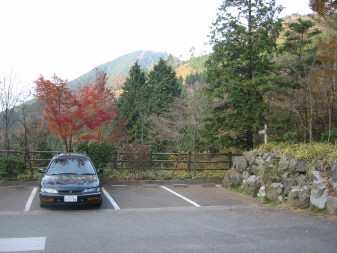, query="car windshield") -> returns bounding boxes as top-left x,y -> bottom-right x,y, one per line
46,157 -> 96,175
